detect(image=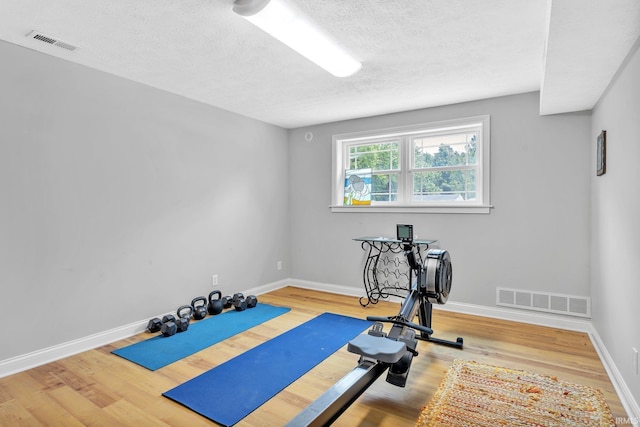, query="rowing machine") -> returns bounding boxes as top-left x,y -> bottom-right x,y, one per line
285,224 -> 462,426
